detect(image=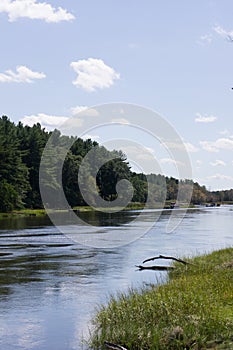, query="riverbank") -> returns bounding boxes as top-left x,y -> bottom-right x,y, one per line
0,204 -> 142,219
0,201 -> 194,219
1,201 -> 232,220
88,248 -> 233,350
0,203 -> 146,219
